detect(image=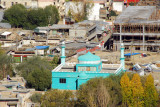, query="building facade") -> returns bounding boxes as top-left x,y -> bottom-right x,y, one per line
0,0 -> 37,8
65,0 -> 112,20
51,41 -> 125,90
113,6 -> 160,52
113,0 -> 125,12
